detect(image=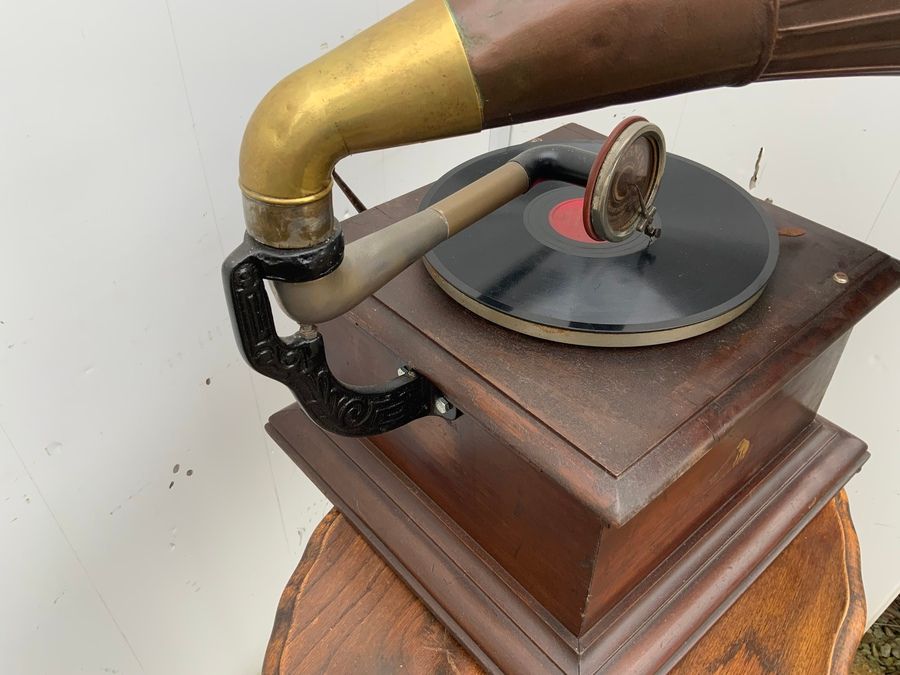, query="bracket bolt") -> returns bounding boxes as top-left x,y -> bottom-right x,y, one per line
832,271 -> 849,285
435,397 -> 452,415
